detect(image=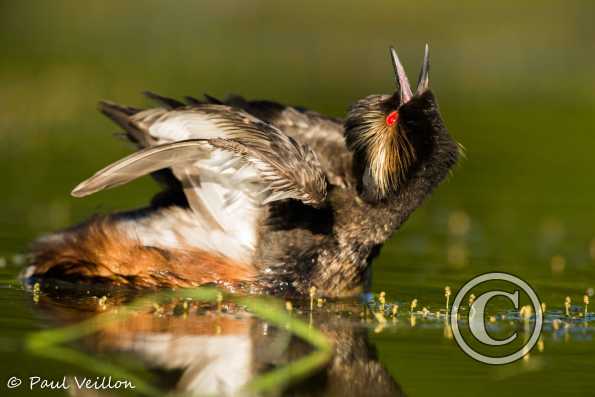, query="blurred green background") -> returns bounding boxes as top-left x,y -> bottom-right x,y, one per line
1,1 -> 594,396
